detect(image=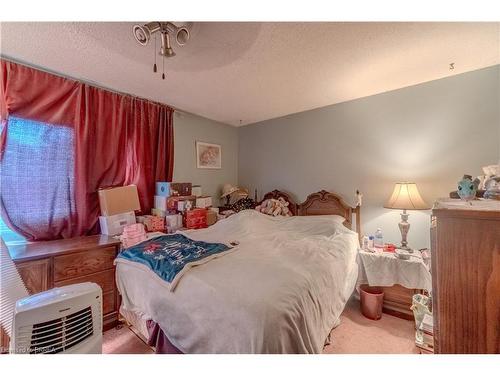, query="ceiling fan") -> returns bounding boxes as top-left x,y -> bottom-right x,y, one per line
133,22 -> 190,79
